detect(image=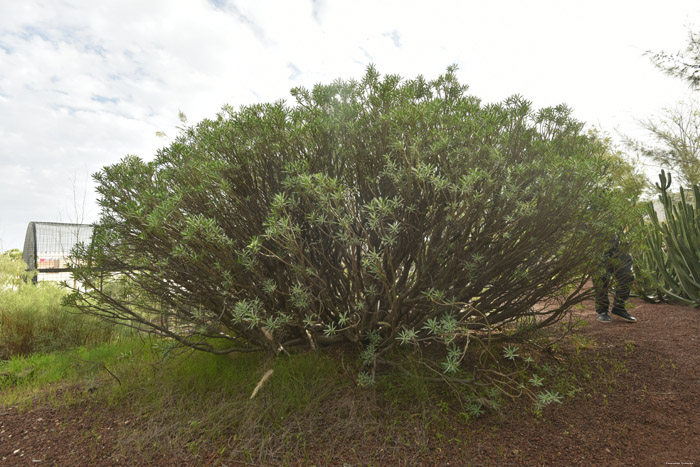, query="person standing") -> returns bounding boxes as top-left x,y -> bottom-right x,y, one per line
594,234 -> 637,323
